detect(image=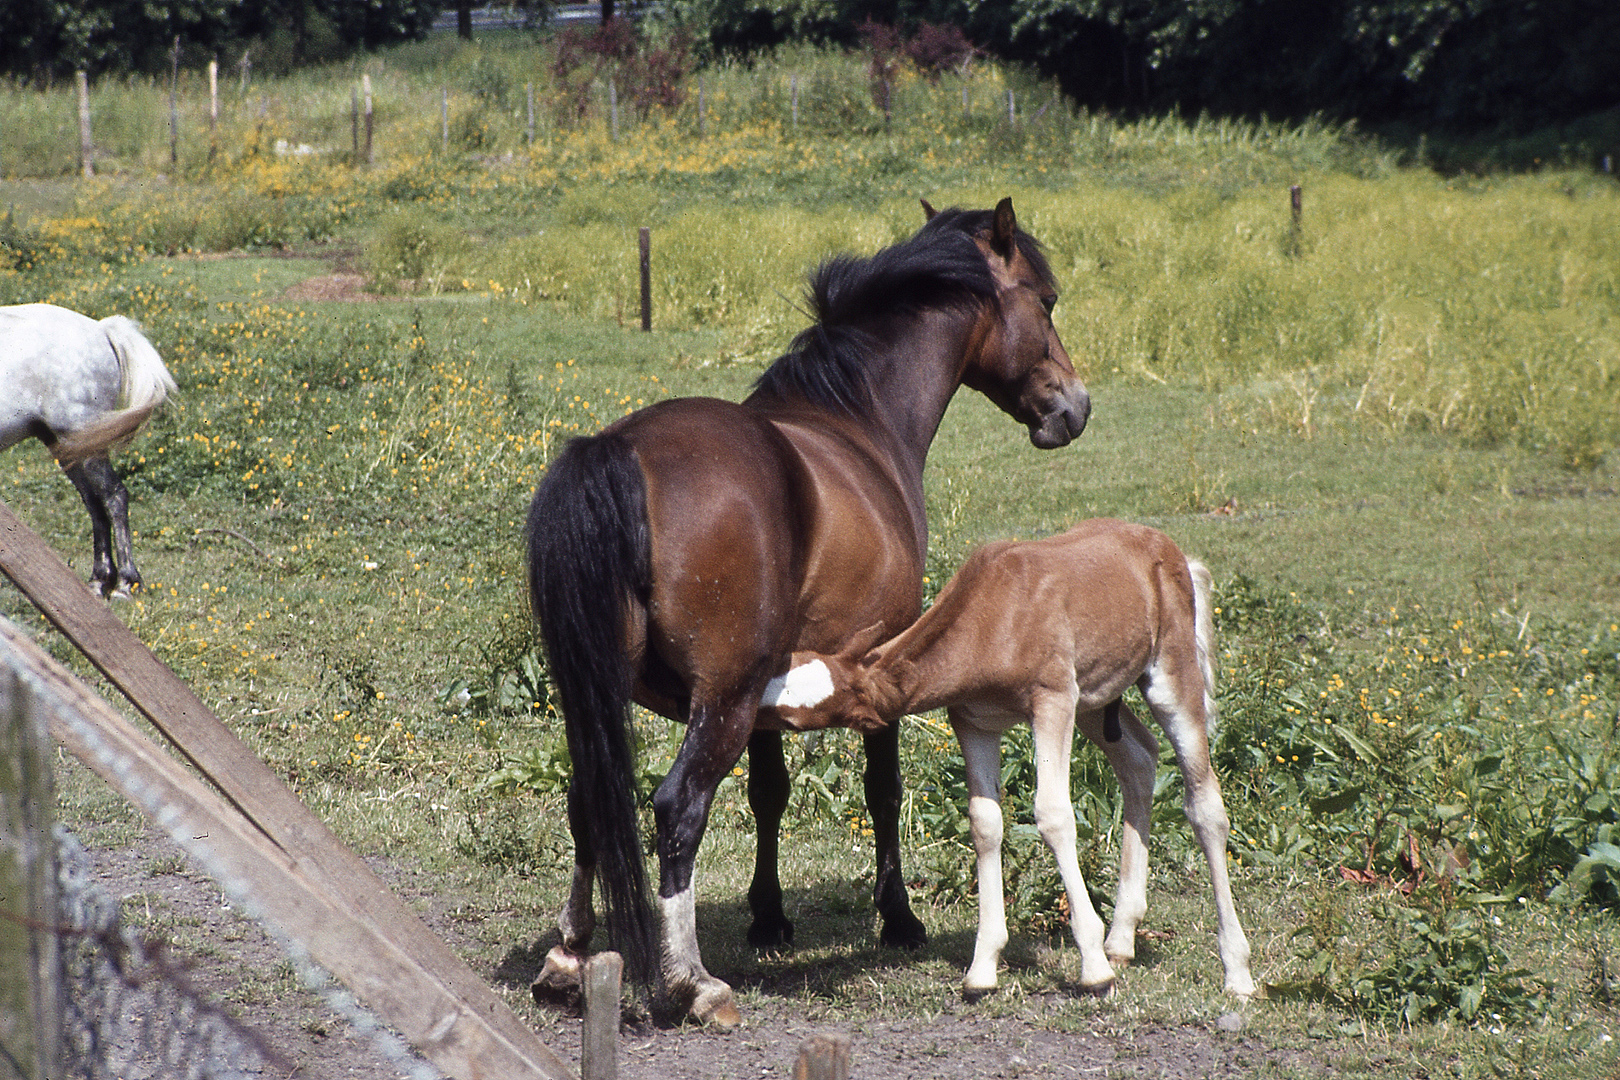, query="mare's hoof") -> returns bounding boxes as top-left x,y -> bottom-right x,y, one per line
693,985 -> 741,1030
879,908 -> 928,950
746,915 -> 794,950
531,946 -> 585,1008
